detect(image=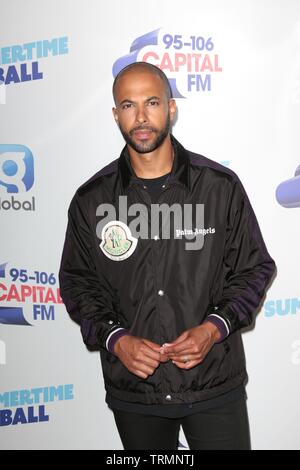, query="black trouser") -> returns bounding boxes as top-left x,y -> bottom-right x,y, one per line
112,398 -> 251,450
